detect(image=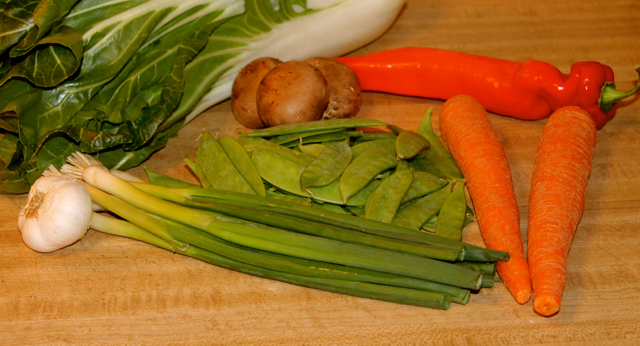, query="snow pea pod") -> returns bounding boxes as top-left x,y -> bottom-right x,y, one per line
393,182 -> 453,230
395,160 -> 412,172
435,183 -> 467,241
247,118 -> 387,137
312,201 -> 349,214
298,143 -> 327,156
401,171 -> 448,204
353,131 -> 397,144
197,132 -> 255,195
300,140 -> 352,189
218,135 -> 266,197
339,148 -> 397,203
416,109 -> 463,180
351,139 -> 396,160
296,131 -> 360,146
408,154 -> 446,178
265,189 -> 313,206
185,158 -> 211,189
396,130 -> 430,159
365,170 -> 414,223
144,167 -> 199,189
252,147 -> 344,204
270,129 -> 343,145
239,136 -> 315,166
